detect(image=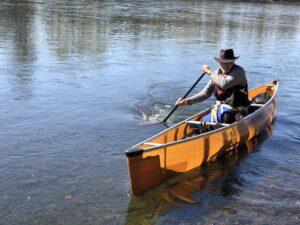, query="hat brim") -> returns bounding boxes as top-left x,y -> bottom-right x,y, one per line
214,56 -> 239,63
